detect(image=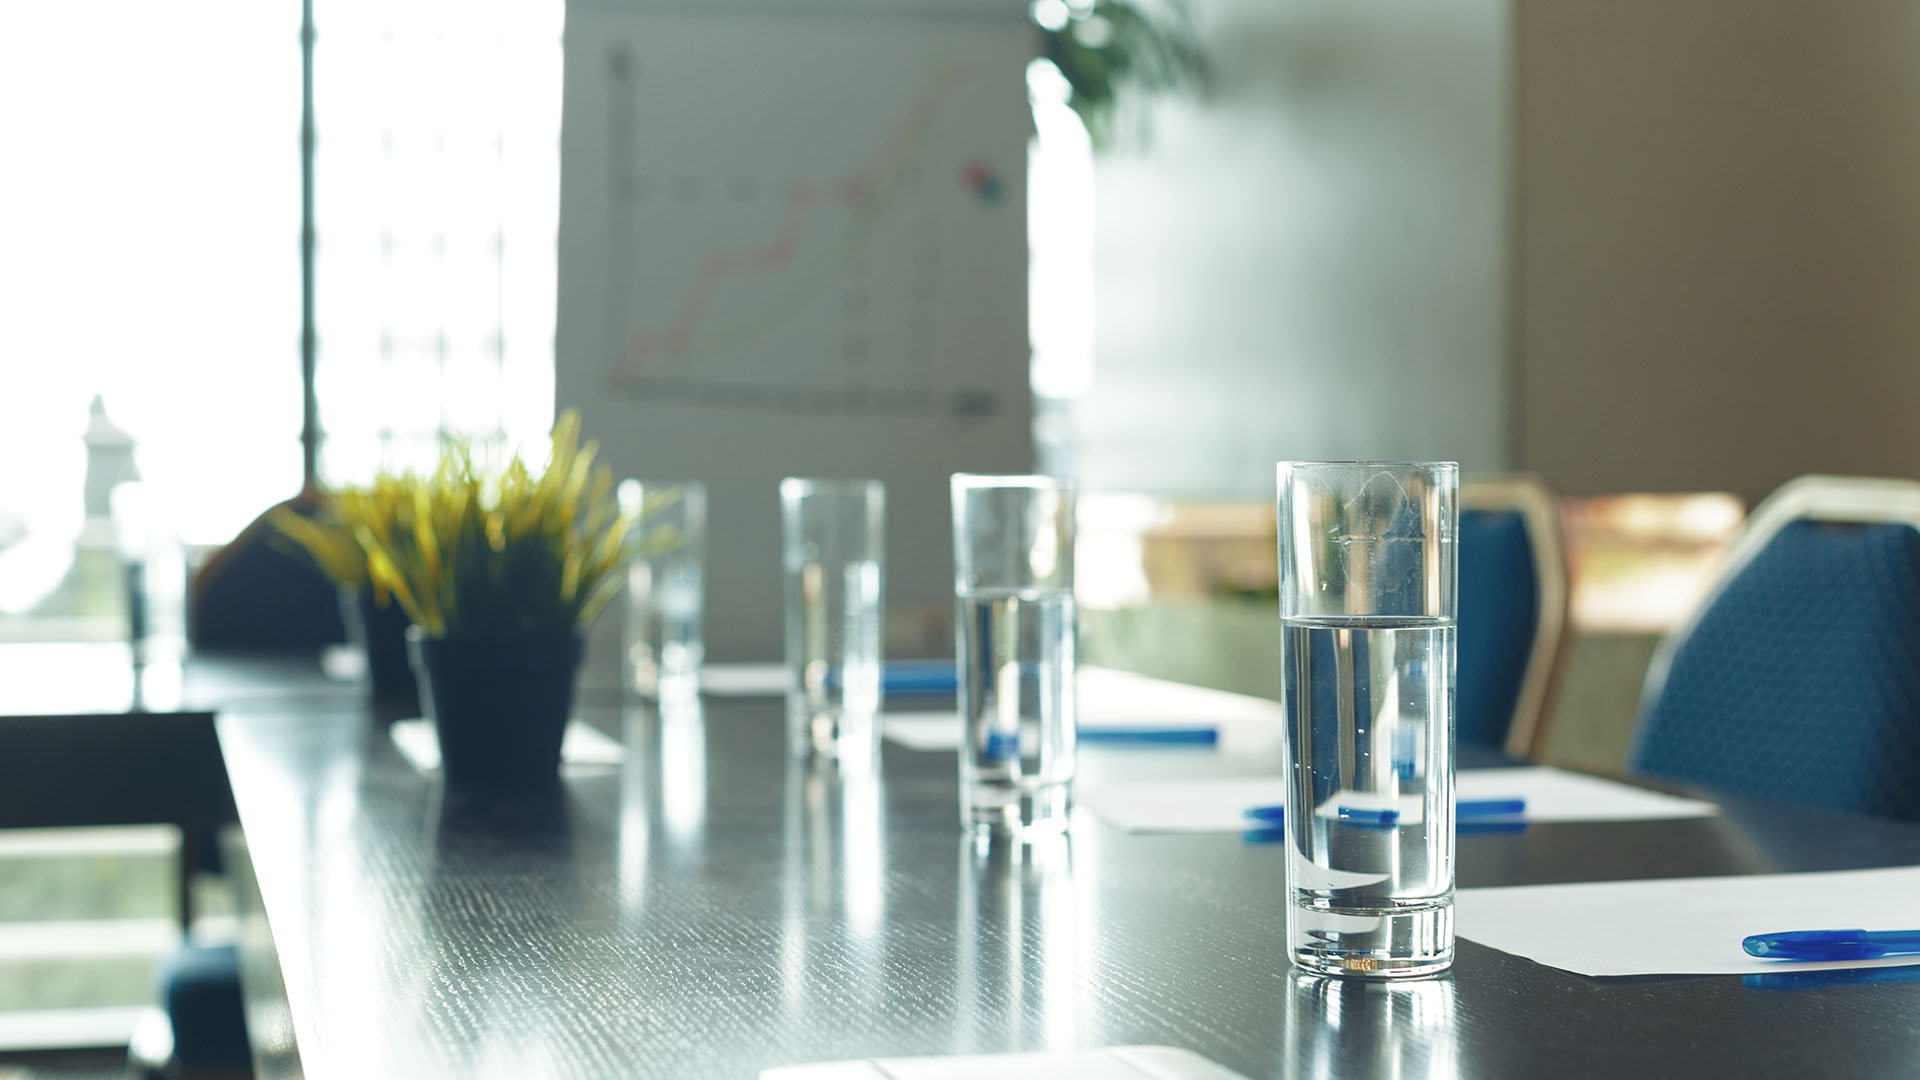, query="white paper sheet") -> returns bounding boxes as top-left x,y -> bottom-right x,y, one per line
1075,667 -> 1288,726
882,668 -> 1286,752
699,663 -> 791,696
389,719 -> 626,772
1077,767 -> 1719,833
881,711 -> 1259,754
1457,865 -> 1920,976
881,712 -> 967,751
761,1045 -> 1249,1080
